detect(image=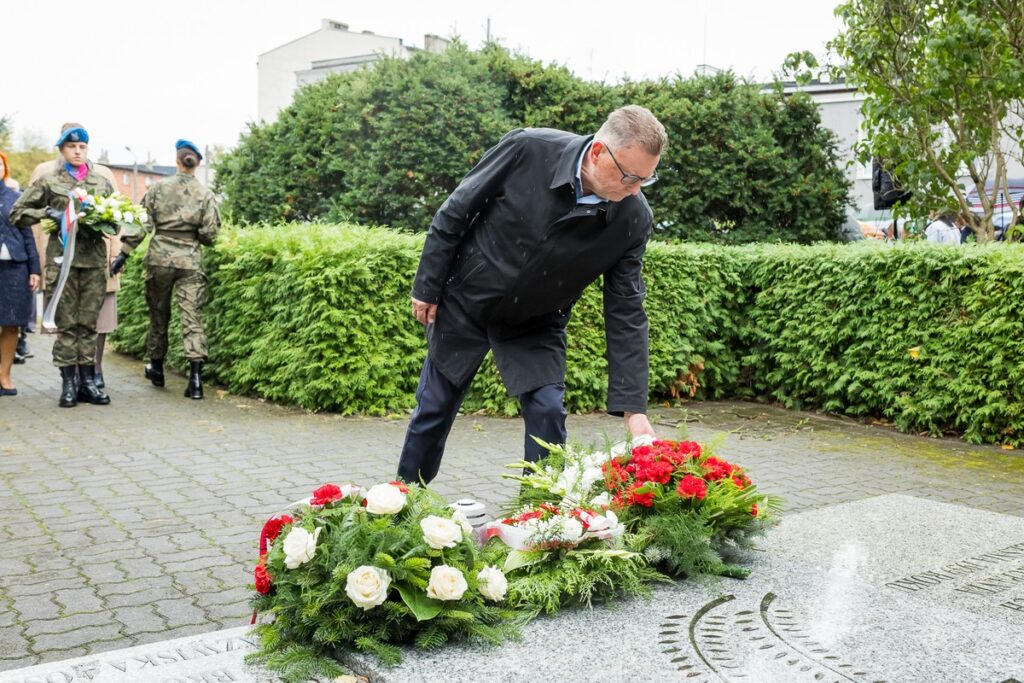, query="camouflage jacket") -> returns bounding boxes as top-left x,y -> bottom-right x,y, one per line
10,163 -> 115,269
123,173 -> 220,269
